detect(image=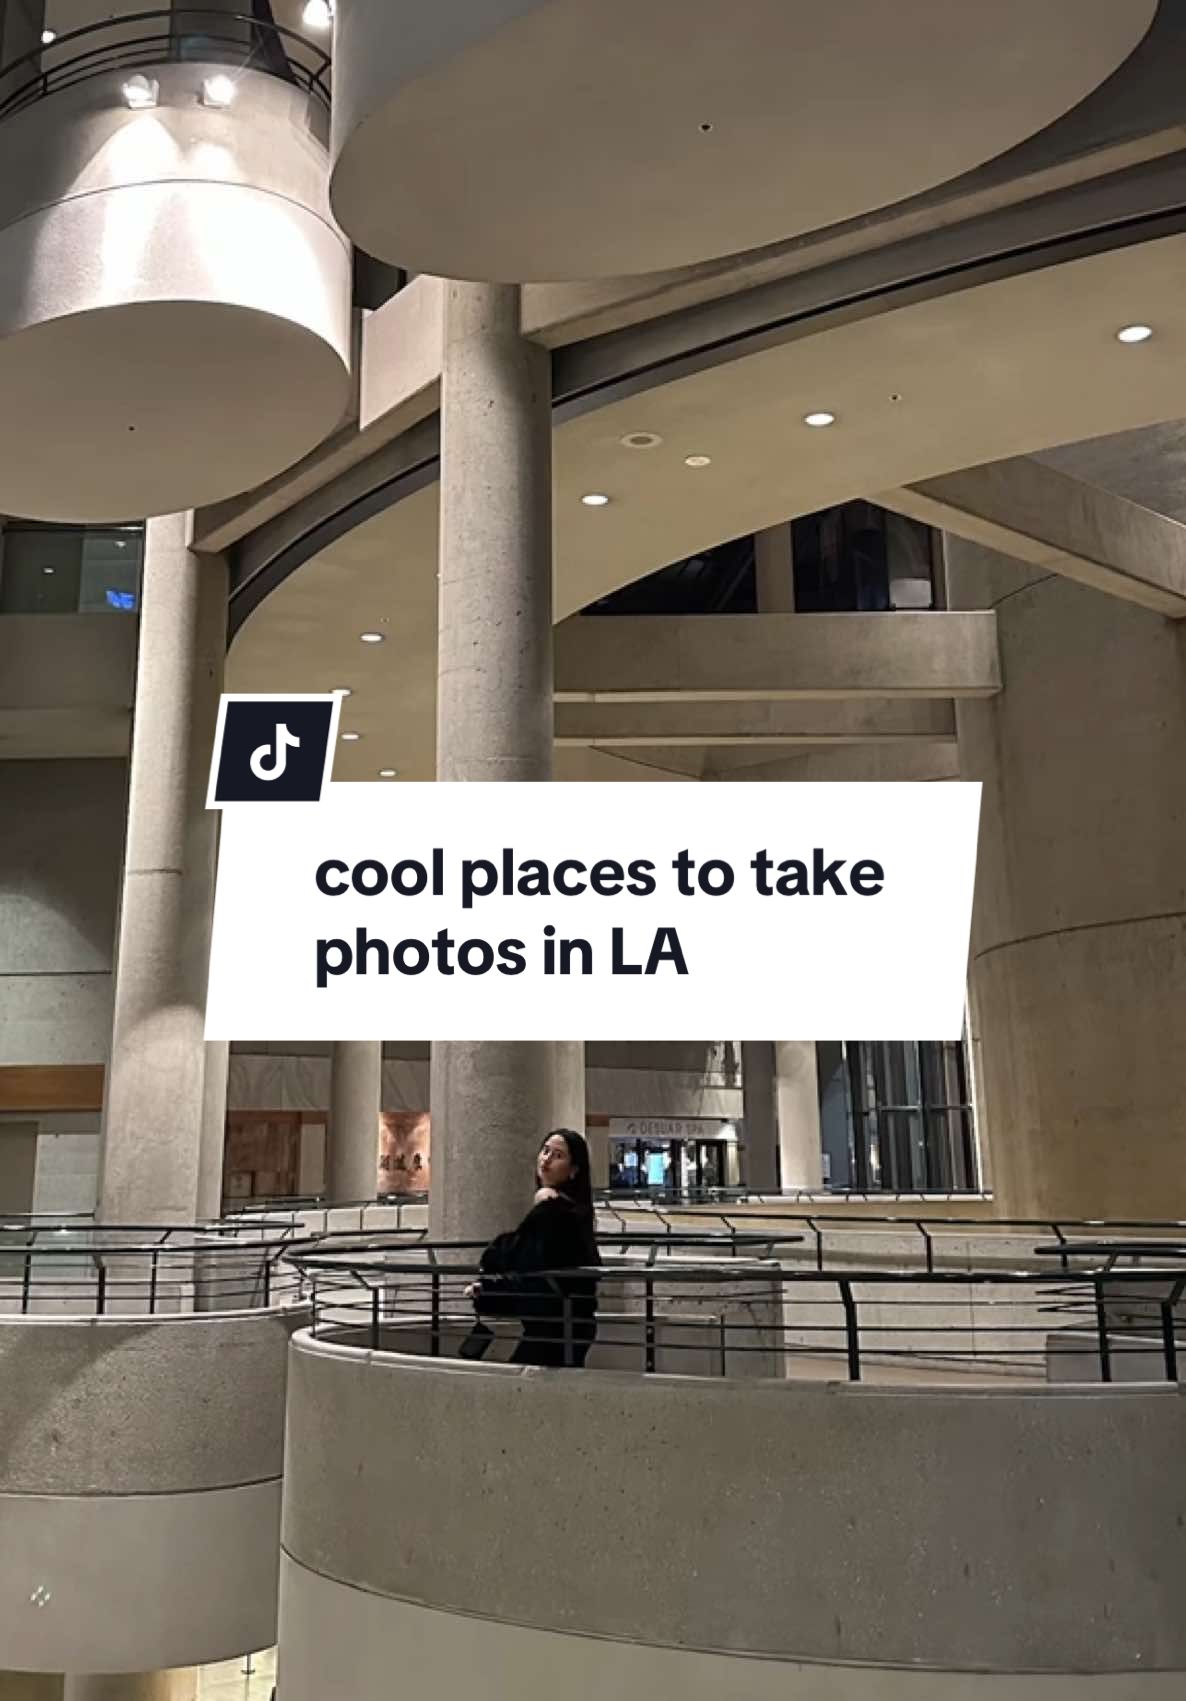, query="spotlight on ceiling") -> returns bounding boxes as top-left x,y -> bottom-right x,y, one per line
803,411 -> 836,428
379,768 -> 399,778
359,631 -> 385,644
200,73 -> 236,109
684,454 -> 712,468
581,492 -> 611,507
334,687 -> 353,697
303,0 -> 334,28
40,28 -> 56,44
620,431 -> 662,450
1116,324 -> 1153,344
341,731 -> 361,742
121,74 -> 159,110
